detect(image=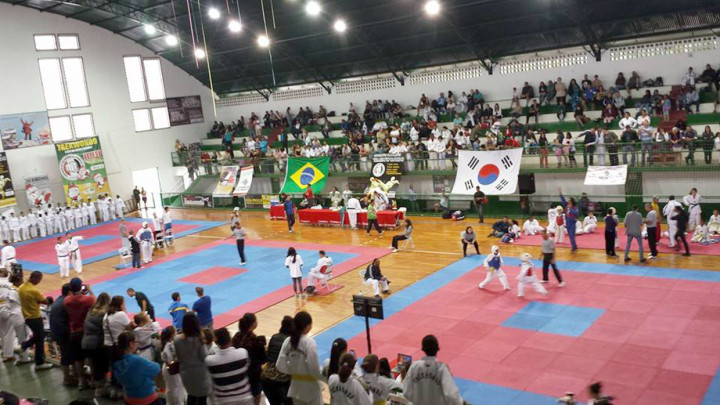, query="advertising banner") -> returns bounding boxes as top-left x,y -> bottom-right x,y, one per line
213,166 -> 239,197
0,111 -> 53,150
371,153 -> 405,178
584,165 -> 628,186
232,166 -> 254,196
182,194 -> 213,207
55,136 -> 111,206
167,96 -> 204,126
24,174 -> 52,208
0,152 -> 16,208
